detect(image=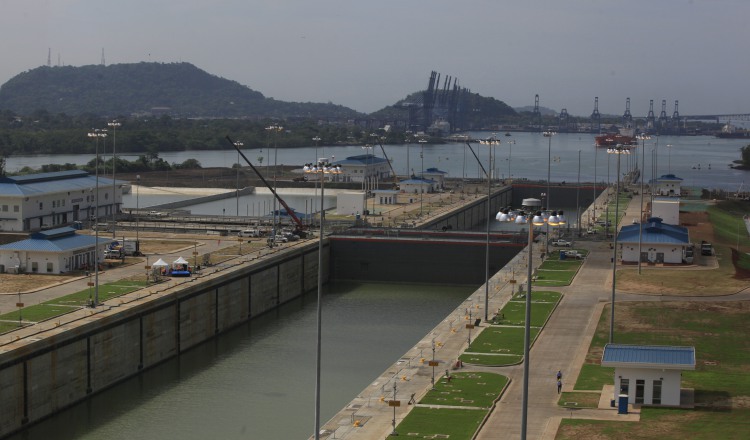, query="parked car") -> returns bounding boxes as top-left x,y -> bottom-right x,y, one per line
274,234 -> 288,243
550,239 -> 572,247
